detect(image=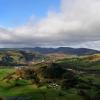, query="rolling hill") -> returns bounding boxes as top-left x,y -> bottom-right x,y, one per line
16,47 -> 100,55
